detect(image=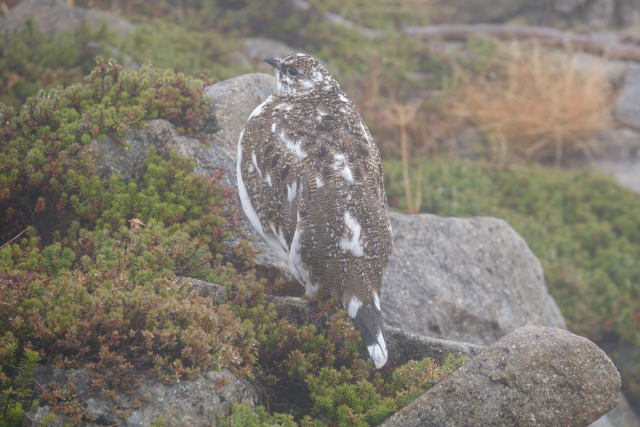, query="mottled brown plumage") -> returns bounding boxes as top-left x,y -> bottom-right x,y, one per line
237,53 -> 391,368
